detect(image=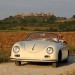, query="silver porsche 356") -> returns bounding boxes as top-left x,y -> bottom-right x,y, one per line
10,32 -> 69,67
